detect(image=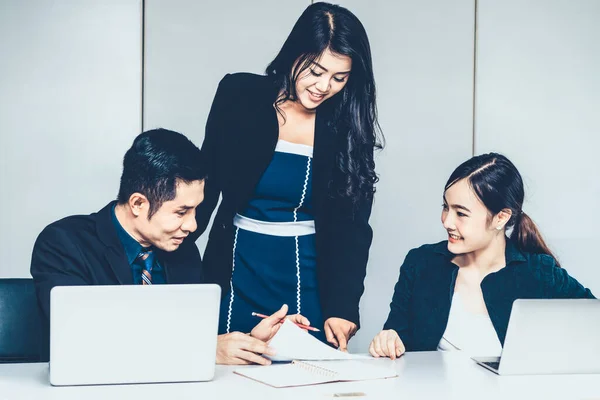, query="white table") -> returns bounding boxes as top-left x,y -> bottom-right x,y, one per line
0,352 -> 598,400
